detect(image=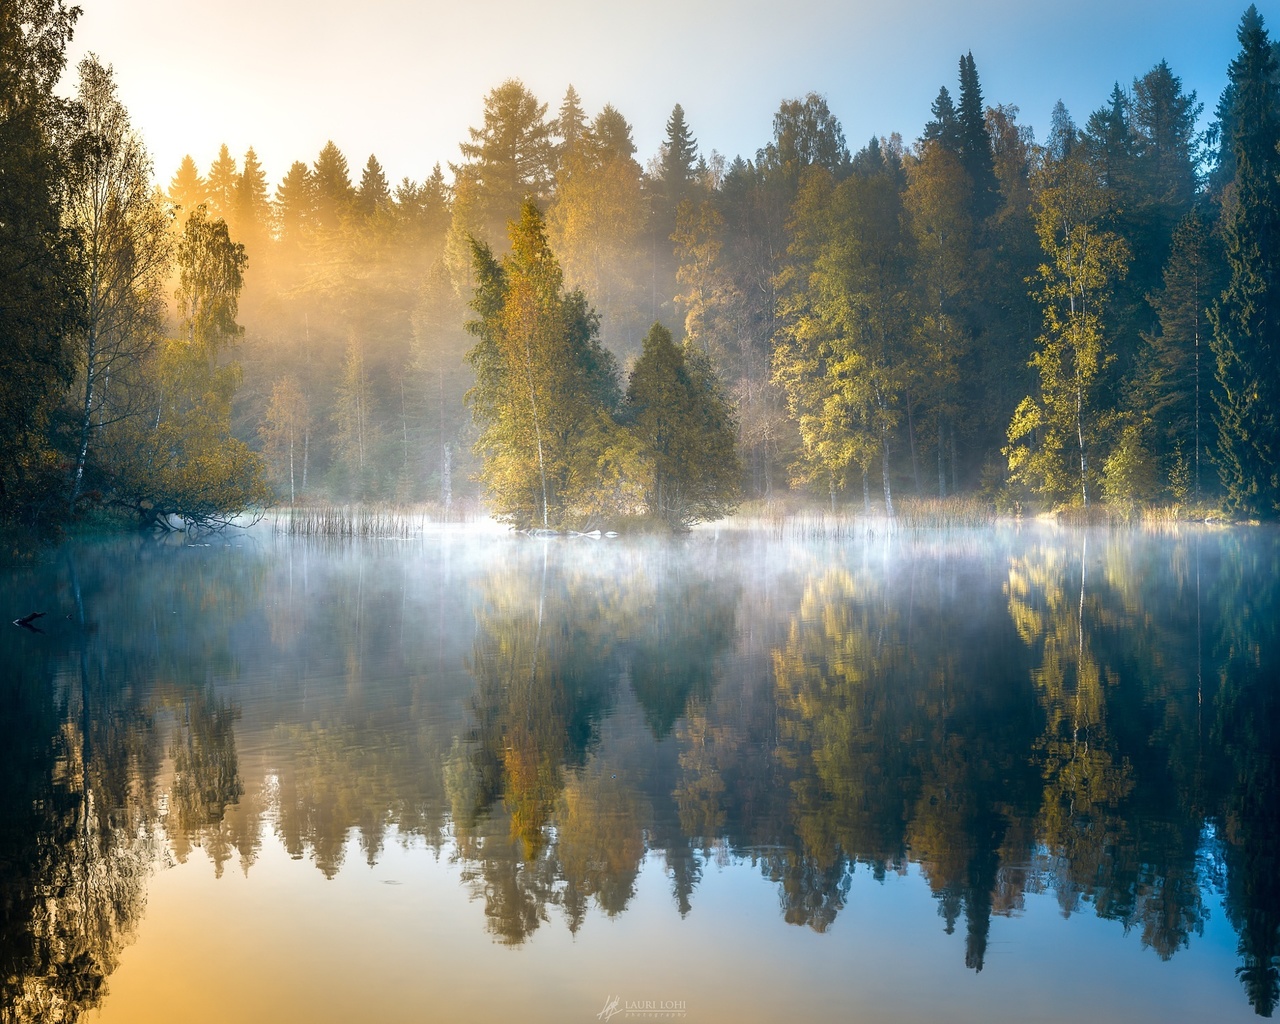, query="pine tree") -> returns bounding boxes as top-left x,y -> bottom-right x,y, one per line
1209,4 -> 1280,516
